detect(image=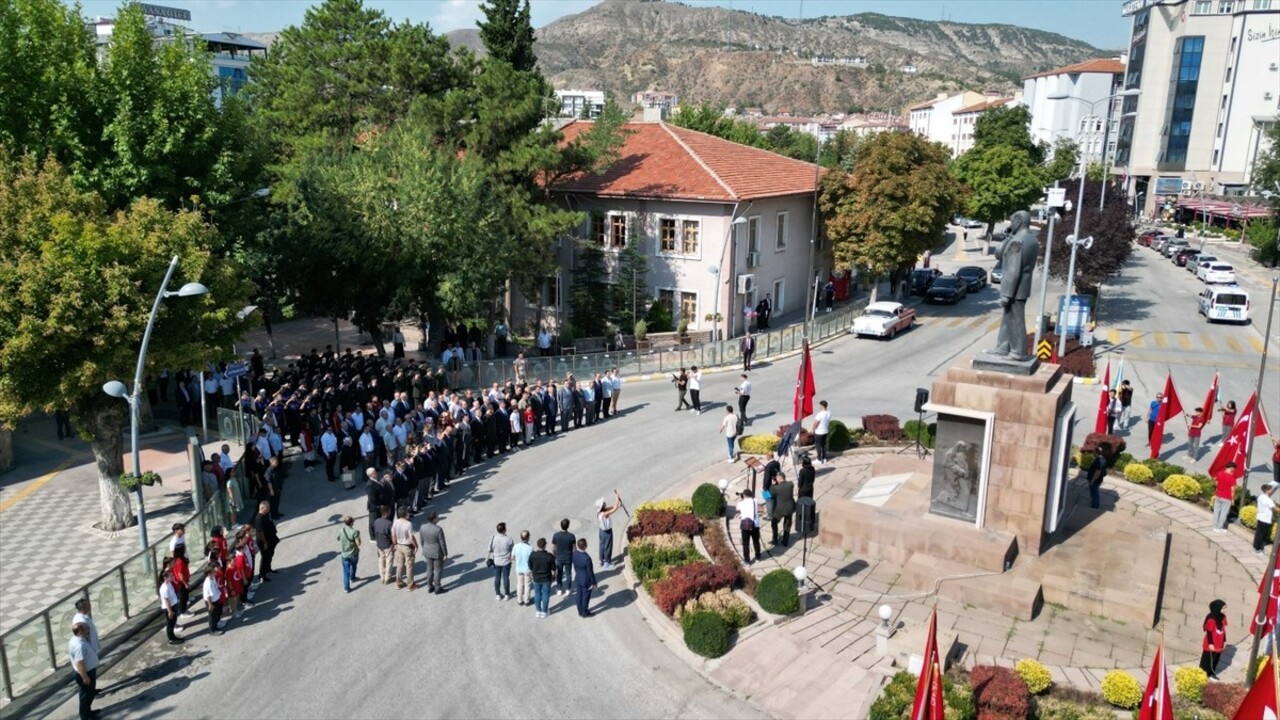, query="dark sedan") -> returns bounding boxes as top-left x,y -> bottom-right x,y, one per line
955,266 -> 988,291
908,268 -> 942,296
925,276 -> 967,304
1175,248 -> 1201,267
